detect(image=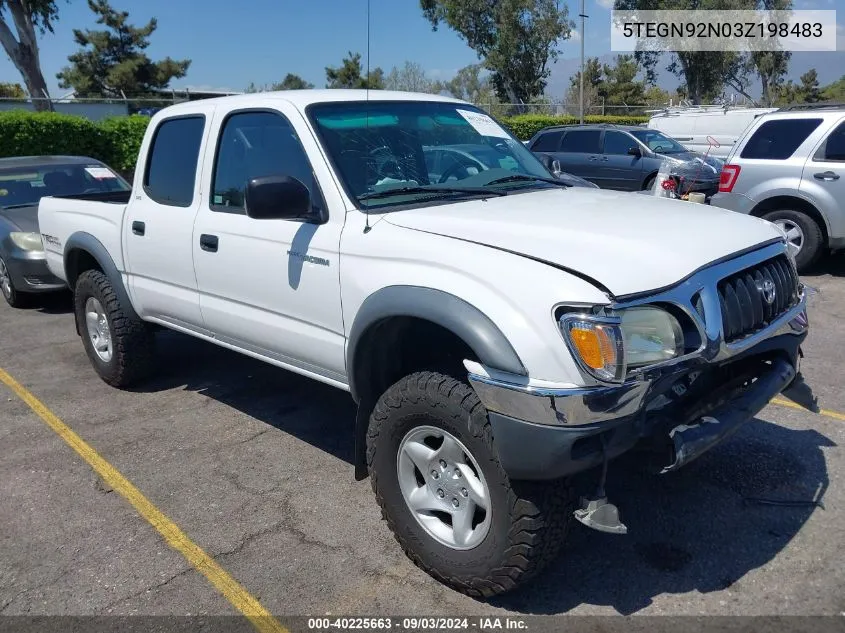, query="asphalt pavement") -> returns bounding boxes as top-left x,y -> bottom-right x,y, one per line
1,257 -> 843,623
